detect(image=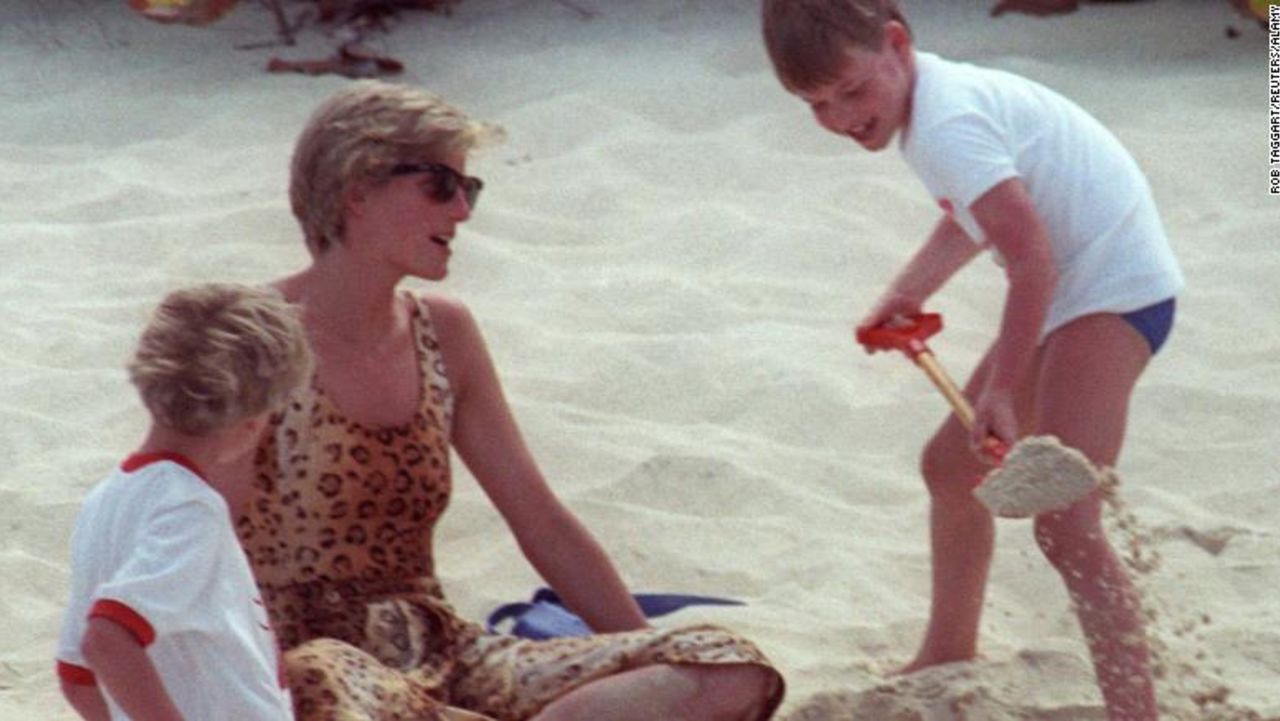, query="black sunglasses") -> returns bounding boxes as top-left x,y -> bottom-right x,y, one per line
389,162 -> 483,209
